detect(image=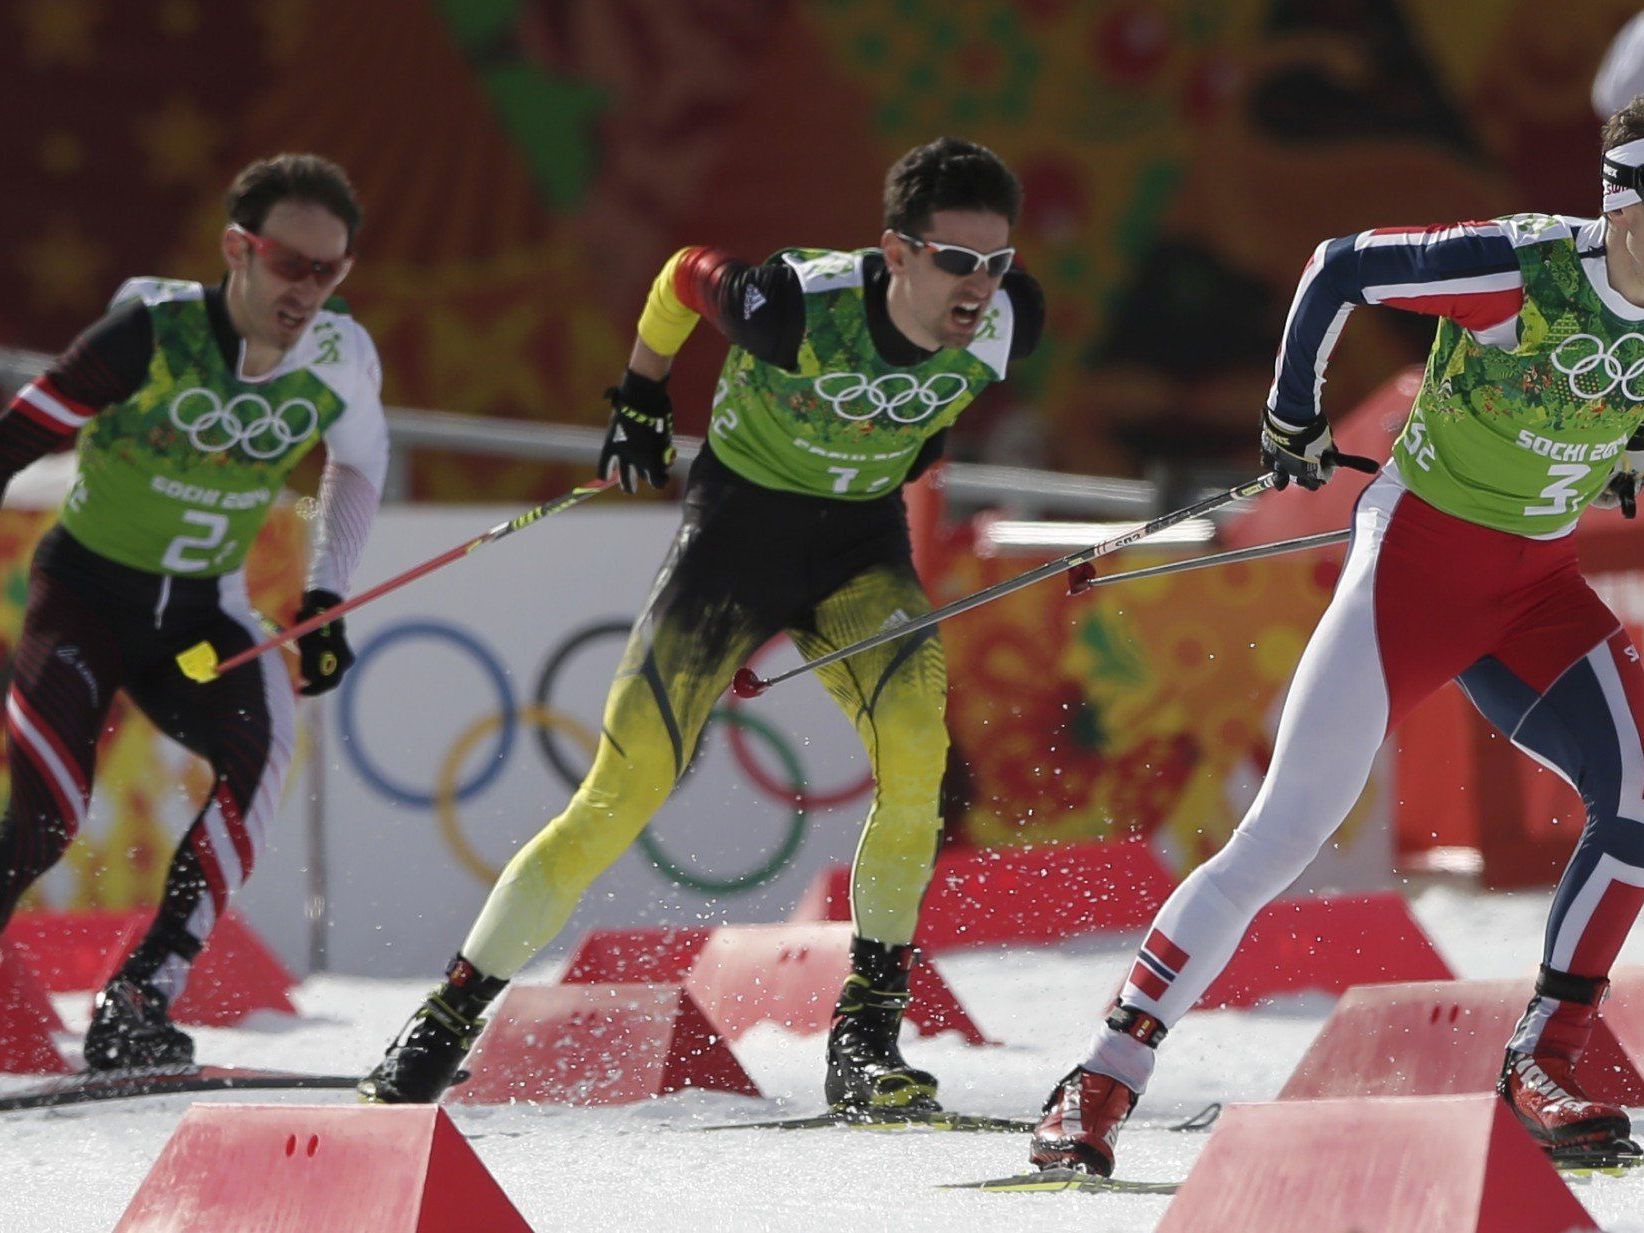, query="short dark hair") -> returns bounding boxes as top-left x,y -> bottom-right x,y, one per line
1603,96 -> 1644,151
883,137 -> 1022,235
225,153 -> 363,249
